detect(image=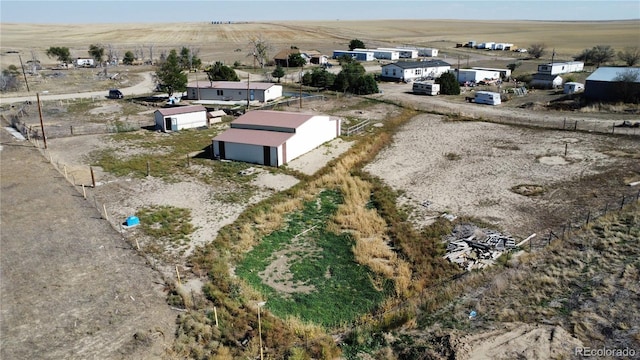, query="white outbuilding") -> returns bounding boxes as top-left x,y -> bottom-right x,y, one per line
563,82 -> 585,94
155,105 -> 209,132
212,110 -> 341,167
